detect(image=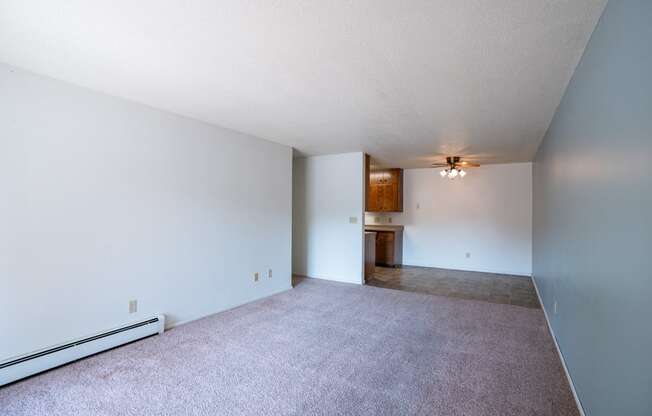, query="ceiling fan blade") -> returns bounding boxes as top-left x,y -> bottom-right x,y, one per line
457,161 -> 481,167
431,163 -> 449,168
